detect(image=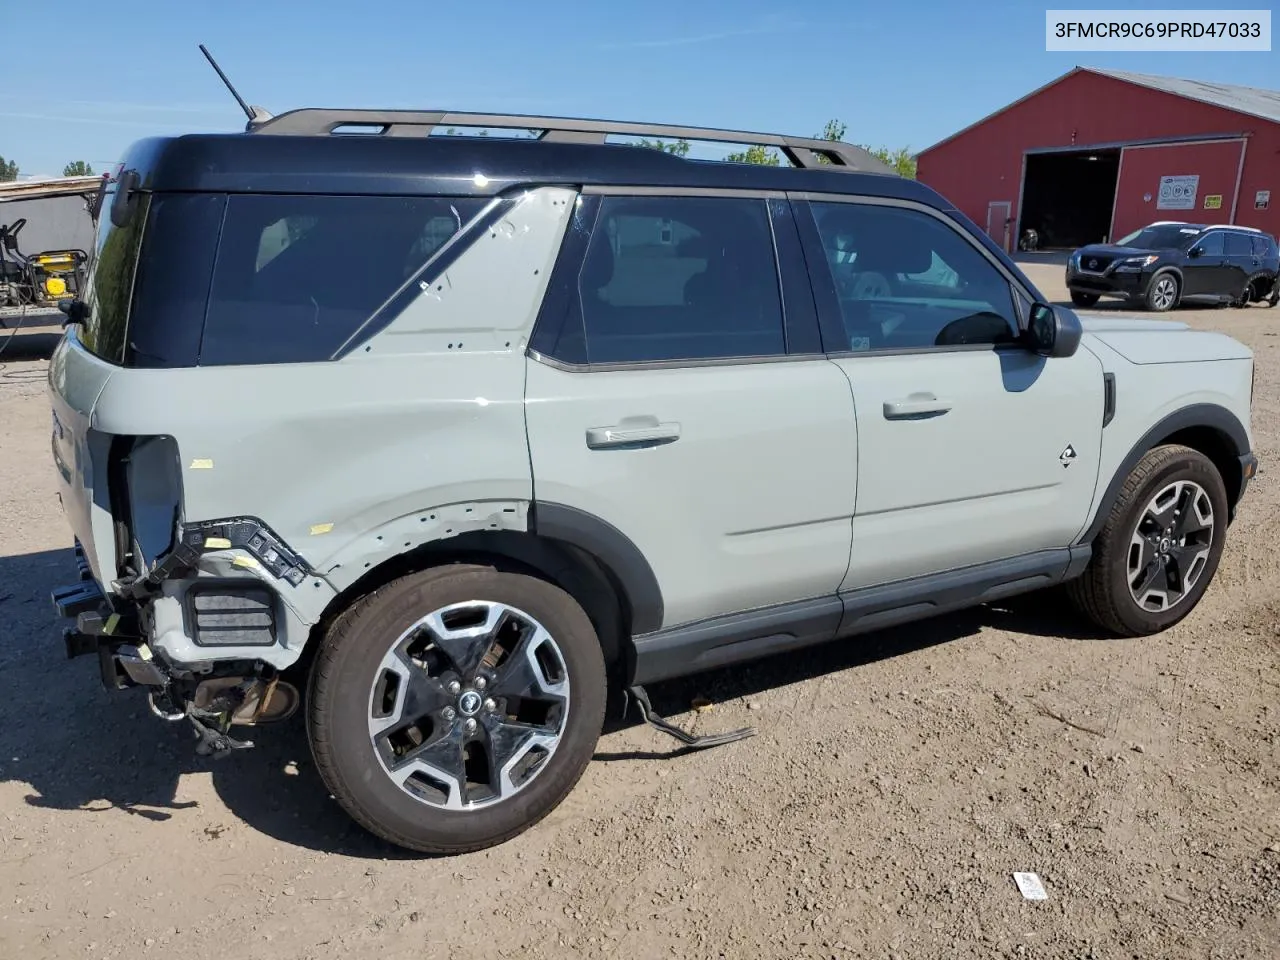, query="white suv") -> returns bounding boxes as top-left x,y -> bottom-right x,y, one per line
48,108 -> 1257,854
